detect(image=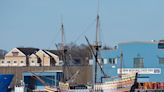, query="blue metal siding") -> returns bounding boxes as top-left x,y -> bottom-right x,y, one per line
99,42 -> 164,82
23,71 -> 63,90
